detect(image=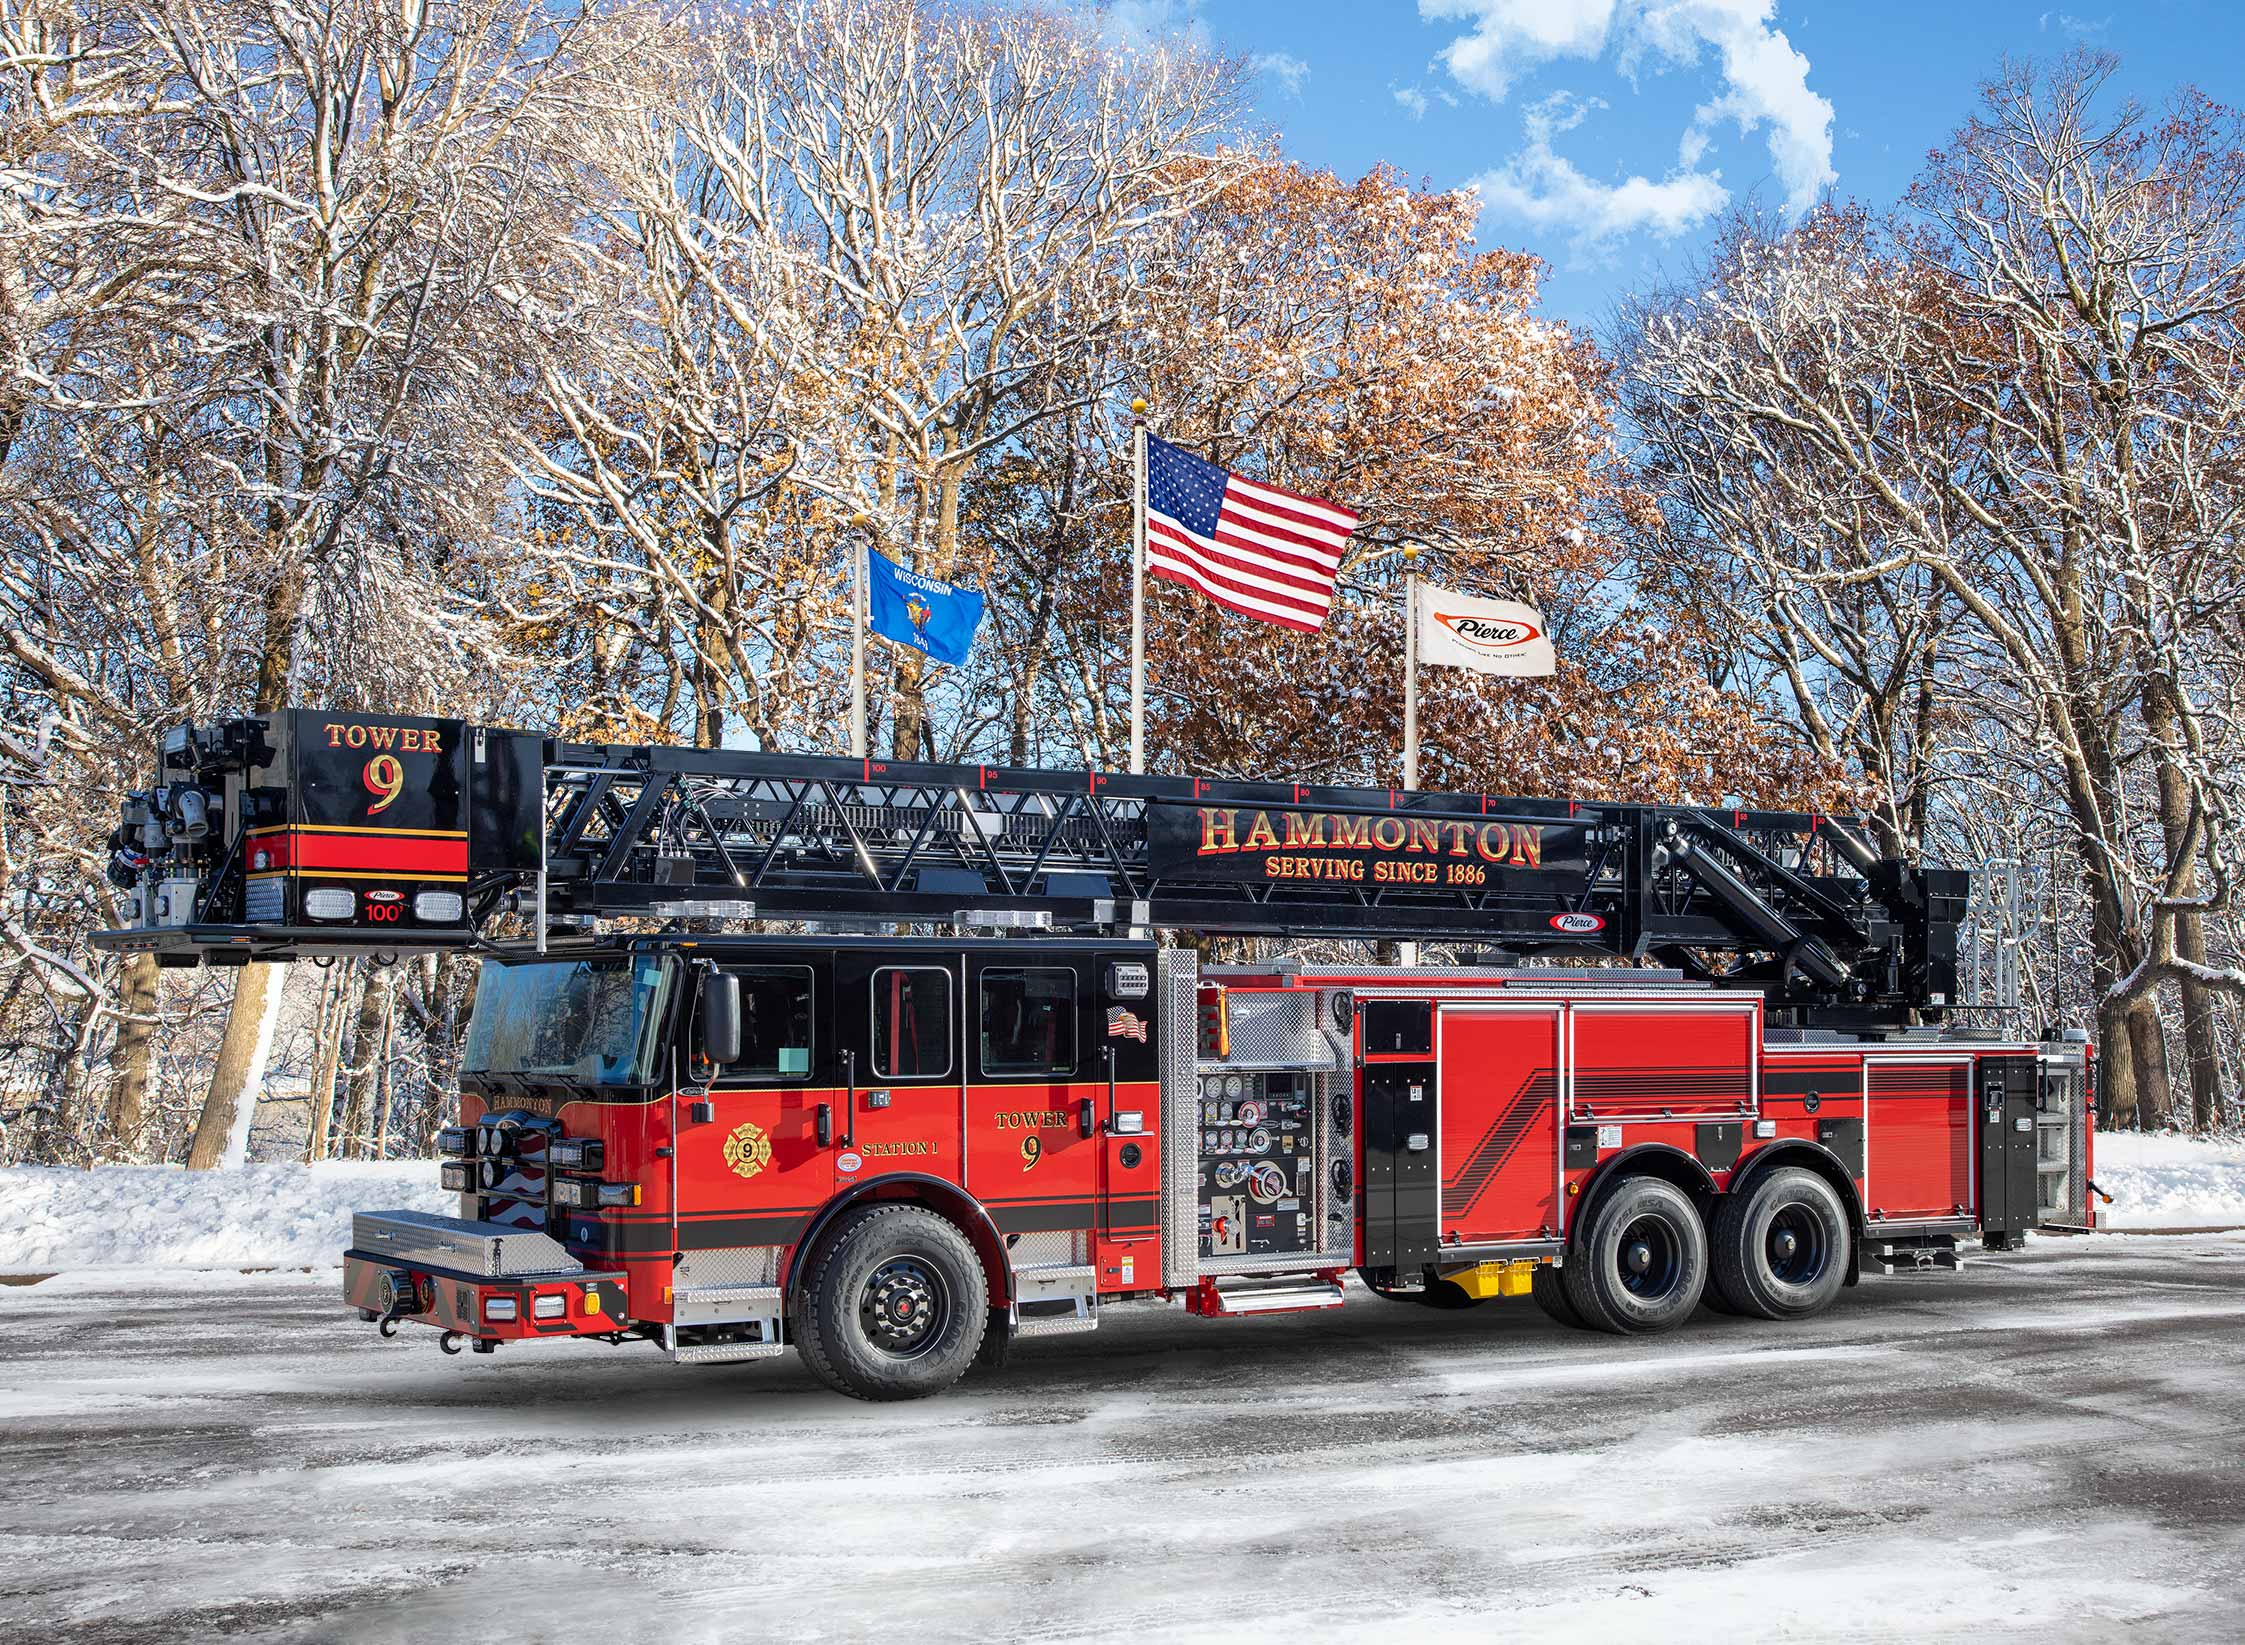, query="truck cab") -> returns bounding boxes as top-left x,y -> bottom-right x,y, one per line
346,935 -> 1166,1395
